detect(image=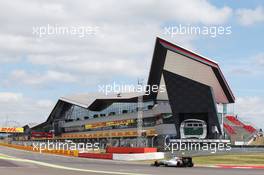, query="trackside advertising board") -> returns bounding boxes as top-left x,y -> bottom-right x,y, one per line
0,127 -> 24,133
